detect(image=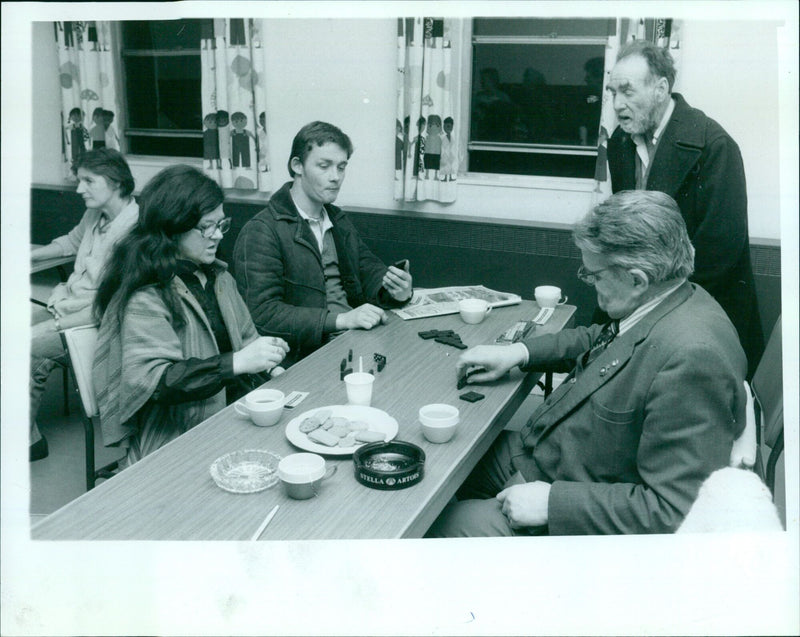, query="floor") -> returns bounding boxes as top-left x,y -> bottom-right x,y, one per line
29,362 -> 561,522
29,366 -> 125,522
